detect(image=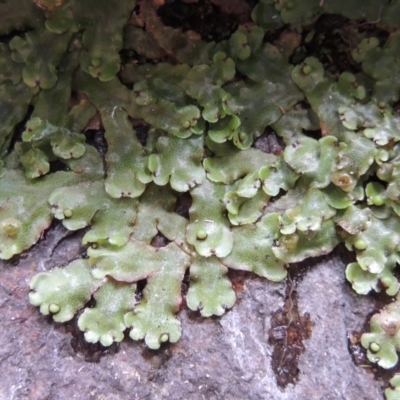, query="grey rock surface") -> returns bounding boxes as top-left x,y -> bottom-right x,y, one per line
0,224 -> 384,399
